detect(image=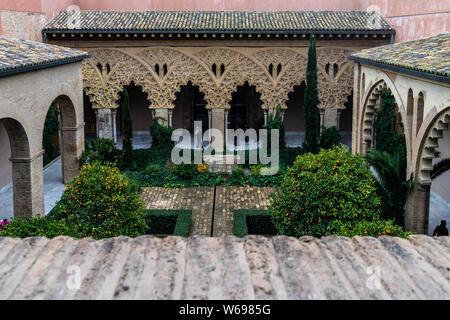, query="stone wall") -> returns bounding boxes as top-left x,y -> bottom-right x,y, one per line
0,10 -> 46,41
0,62 -> 84,217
